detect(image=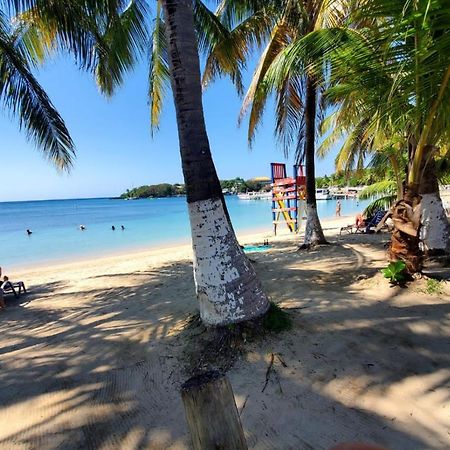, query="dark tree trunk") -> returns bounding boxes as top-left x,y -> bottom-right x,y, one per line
302,76 -> 327,247
388,184 -> 423,273
161,0 -> 269,325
